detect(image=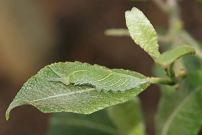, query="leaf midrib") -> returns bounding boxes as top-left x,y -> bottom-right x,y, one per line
30,88 -> 95,103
